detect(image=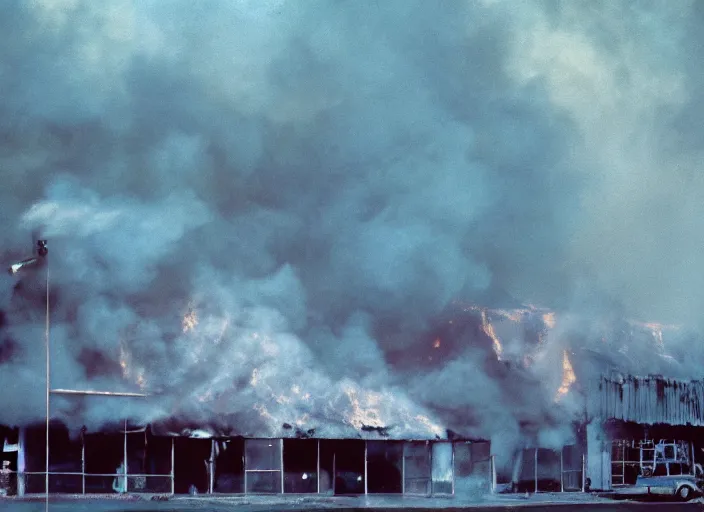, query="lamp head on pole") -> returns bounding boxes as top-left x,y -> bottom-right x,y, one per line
7,239 -> 48,275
